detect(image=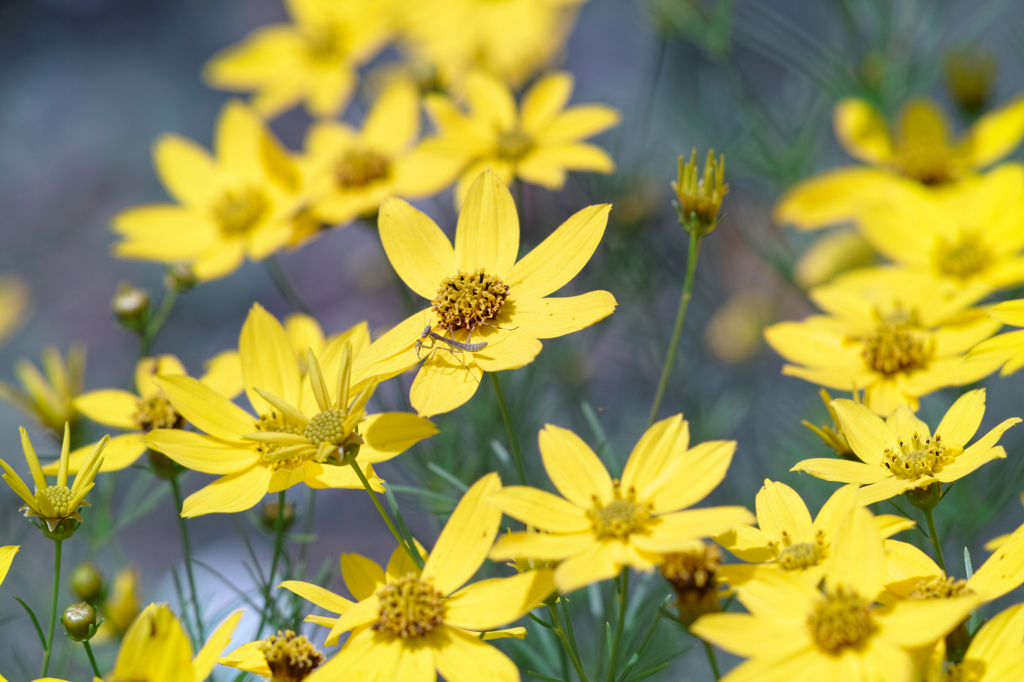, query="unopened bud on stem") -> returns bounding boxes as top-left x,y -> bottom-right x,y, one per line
672,149 -> 728,237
